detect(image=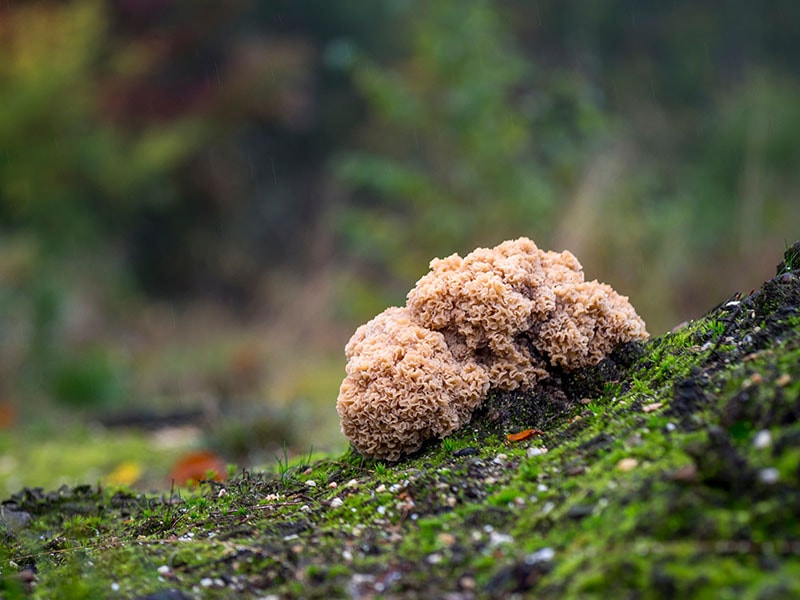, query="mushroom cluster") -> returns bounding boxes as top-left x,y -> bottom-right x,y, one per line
337,238 -> 648,460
